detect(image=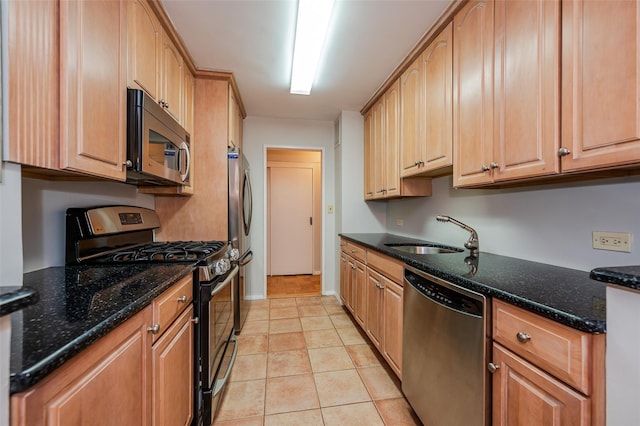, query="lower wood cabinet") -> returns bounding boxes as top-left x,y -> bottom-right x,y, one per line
492,343 -> 589,426
491,299 -> 605,426
339,239 -> 404,379
11,275 -> 195,426
11,306 -> 154,426
152,305 -> 194,426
